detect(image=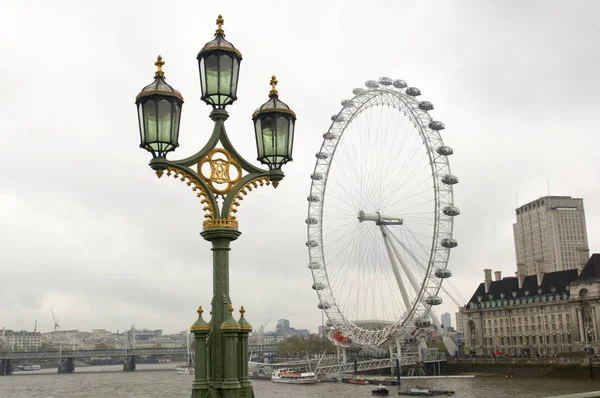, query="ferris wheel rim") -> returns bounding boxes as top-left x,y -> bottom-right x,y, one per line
306,80 -> 456,348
